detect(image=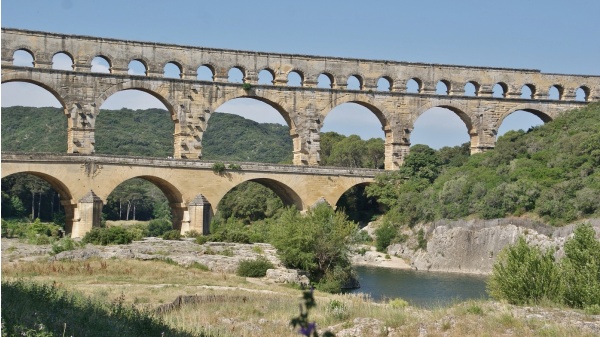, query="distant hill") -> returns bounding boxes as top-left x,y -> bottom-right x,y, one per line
1,107 -> 292,163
